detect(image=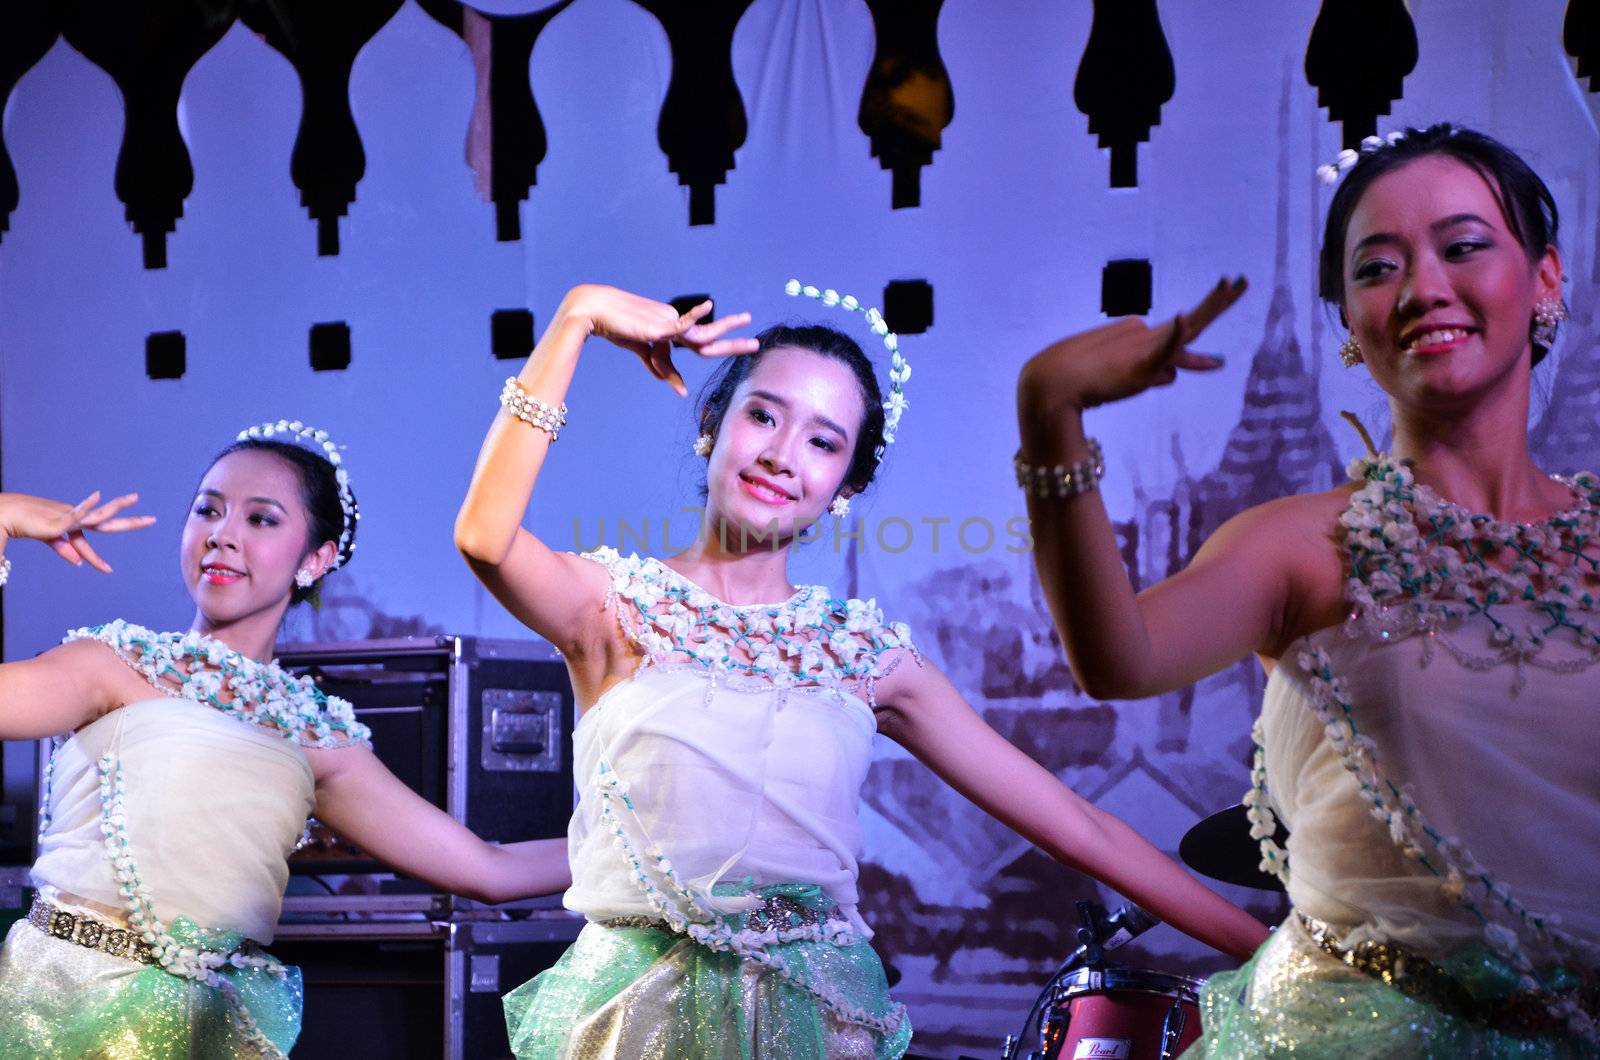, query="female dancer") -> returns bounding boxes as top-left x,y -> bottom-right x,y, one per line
455,282 -> 1270,1058
0,422 -> 567,1058
1016,124 -> 1597,1056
